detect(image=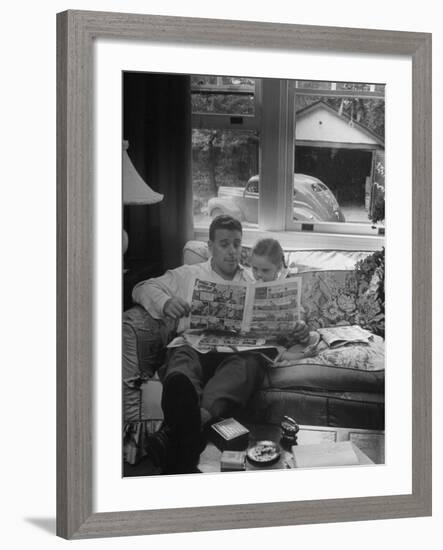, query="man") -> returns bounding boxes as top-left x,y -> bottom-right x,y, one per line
132,215 -> 308,474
